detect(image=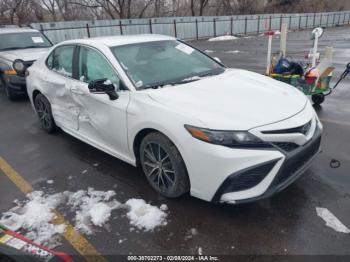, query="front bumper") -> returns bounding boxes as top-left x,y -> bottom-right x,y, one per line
215,126 -> 321,204
3,74 -> 27,94
181,101 -> 321,203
